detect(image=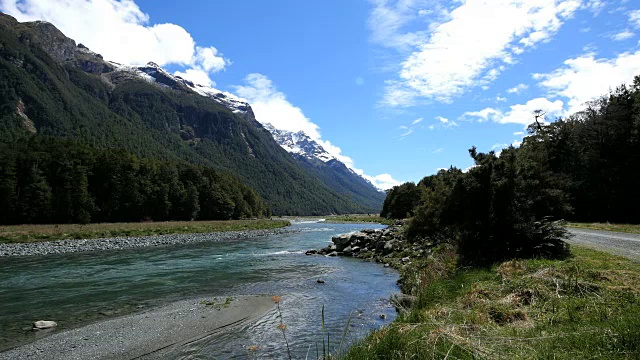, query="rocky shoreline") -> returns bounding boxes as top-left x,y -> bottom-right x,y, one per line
307,220 -> 430,309
0,228 -> 295,257
307,220 -> 430,267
